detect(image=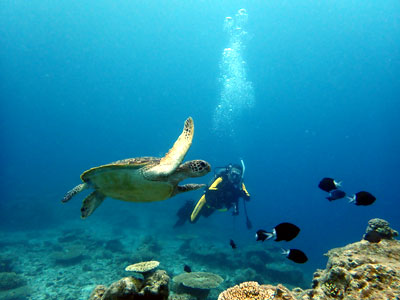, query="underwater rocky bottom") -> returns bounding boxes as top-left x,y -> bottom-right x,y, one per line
0,218 -> 399,300
86,218 -> 400,300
